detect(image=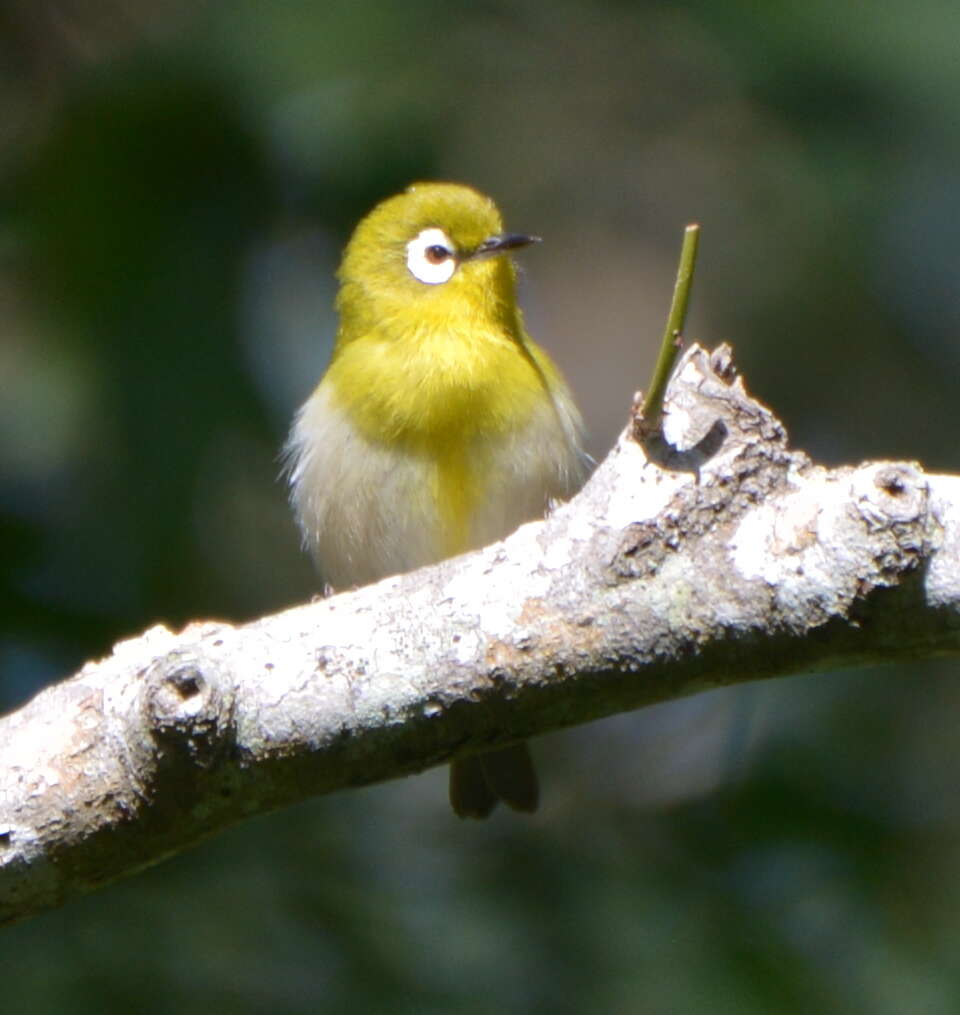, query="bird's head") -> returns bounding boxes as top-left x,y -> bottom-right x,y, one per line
336,182 -> 539,335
